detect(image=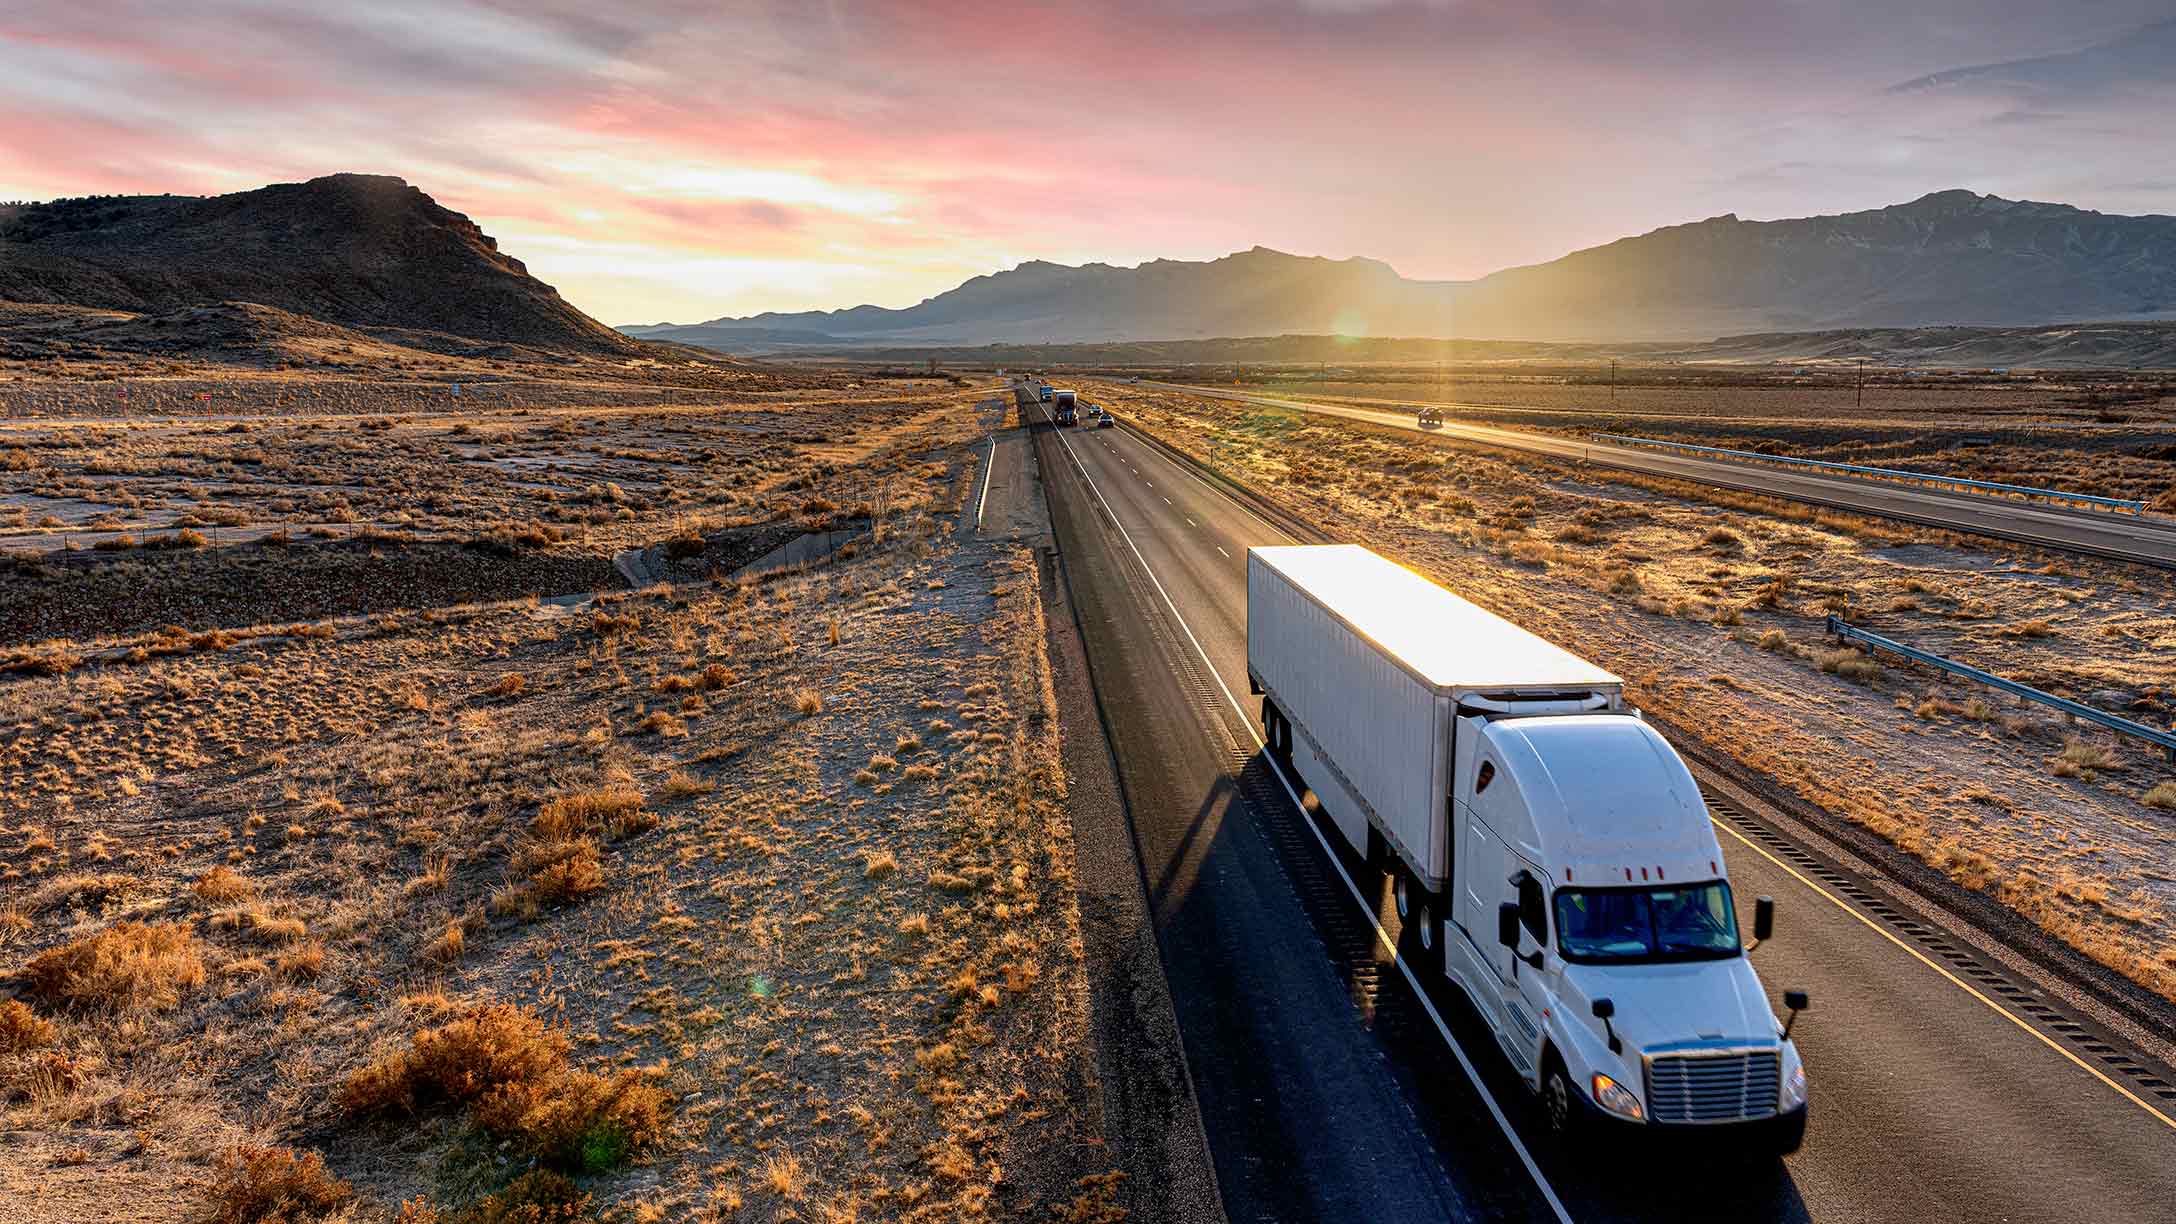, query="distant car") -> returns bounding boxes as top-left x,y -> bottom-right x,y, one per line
1097,411 -> 1115,429
1417,406 -> 1443,427
1039,384 -> 1053,402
